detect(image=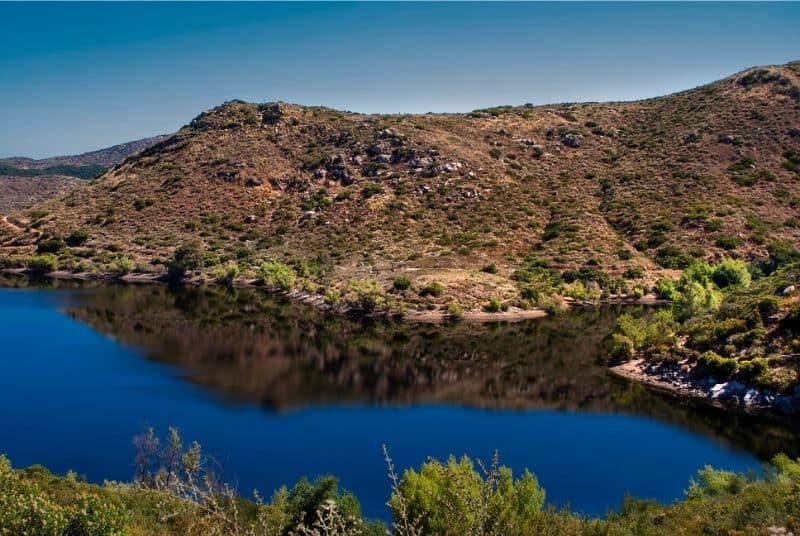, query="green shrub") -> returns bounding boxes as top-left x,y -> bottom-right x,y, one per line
167,242 -> 204,281
214,262 -> 240,285
392,276 -> 412,292
617,249 -> 634,260
419,282 -> 444,297
111,256 -> 135,275
342,279 -> 386,312
65,229 -> 89,247
446,301 -> 464,318
655,278 -> 680,300
480,263 -> 498,274
389,455 -> 545,536
25,254 -> 57,275
711,258 -> 751,289
685,465 -> 745,499
258,261 -> 296,290
623,267 -> 645,280
486,297 -> 503,312
36,237 -> 65,255
697,351 -> 738,378
715,236 -> 740,250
